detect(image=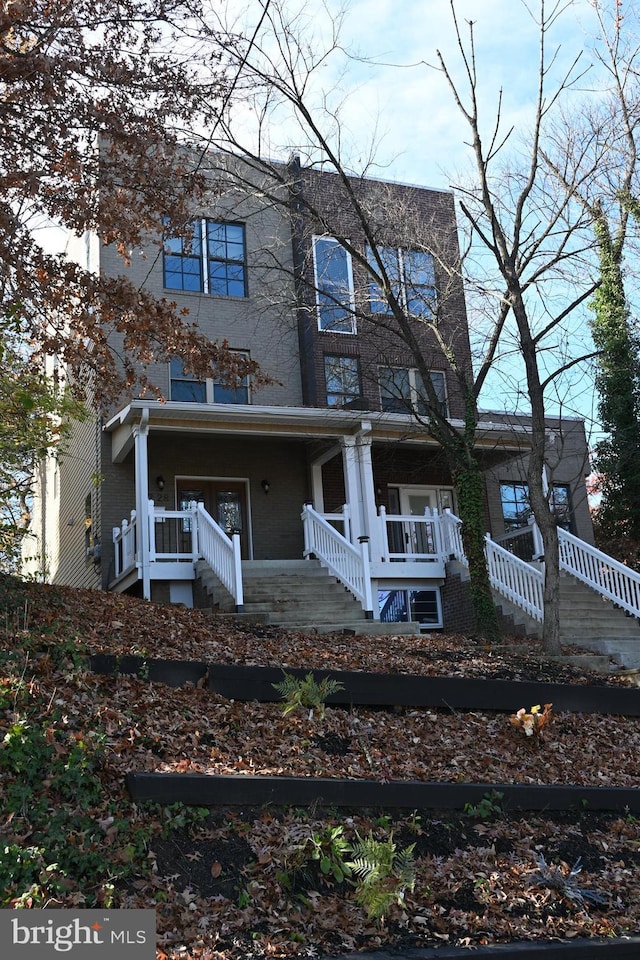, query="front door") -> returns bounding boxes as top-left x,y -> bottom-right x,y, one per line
177,479 -> 251,558
398,486 -> 438,556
